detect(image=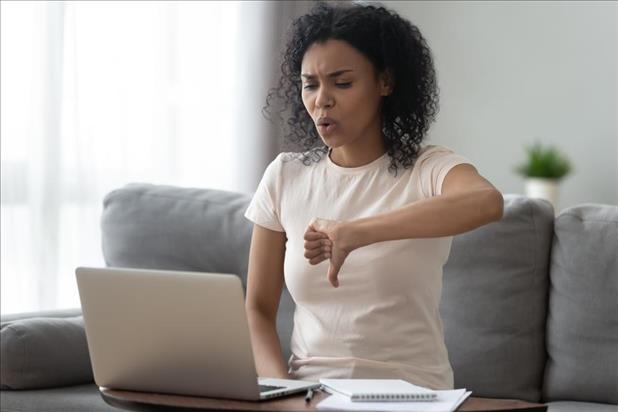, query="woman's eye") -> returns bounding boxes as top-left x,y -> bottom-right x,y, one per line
302,82 -> 352,90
